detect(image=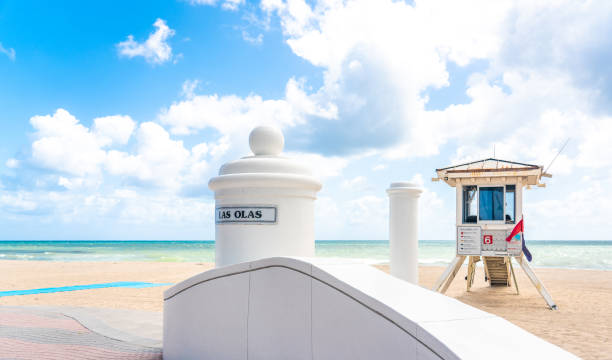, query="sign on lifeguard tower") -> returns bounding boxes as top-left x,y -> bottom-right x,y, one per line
431,158 -> 557,310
